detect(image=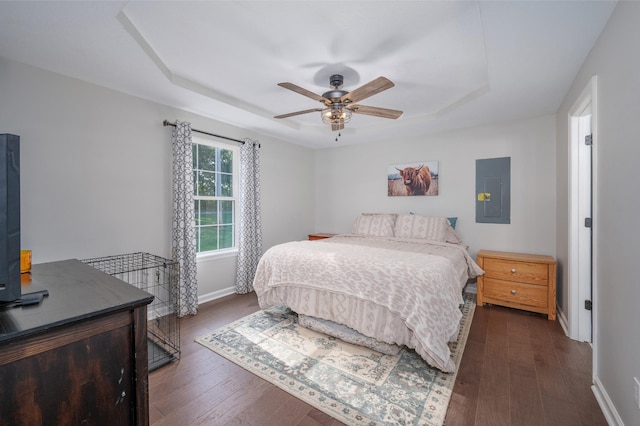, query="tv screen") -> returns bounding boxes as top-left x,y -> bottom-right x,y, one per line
0,134 -> 21,303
